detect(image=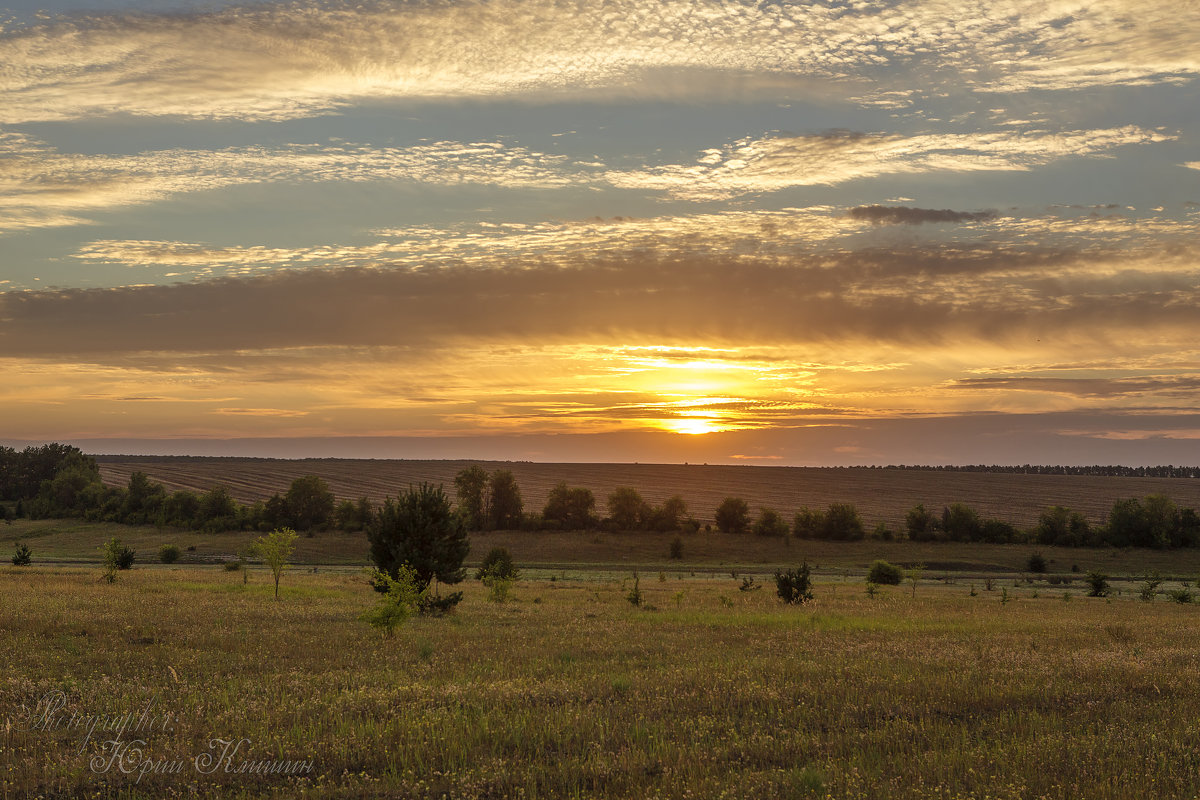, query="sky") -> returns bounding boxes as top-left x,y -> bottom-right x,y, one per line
1,0 -> 1199,466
